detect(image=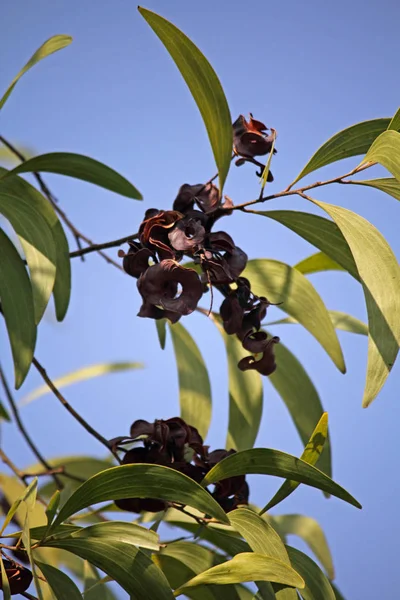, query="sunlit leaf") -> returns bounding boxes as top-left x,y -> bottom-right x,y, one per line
262,414 -> 329,512
290,118 -> 396,187
0,190 -> 57,323
43,537 -> 174,599
44,490 -> 60,535
294,252 -> 344,275
20,361 -> 143,405
174,552 -> 304,596
388,107 -> 400,131
0,35 -> 72,110
360,129 -> 400,181
169,322 -> 212,439
202,448 -> 361,509
0,143 -> 35,163
286,546 -> 335,600
267,335 -> 331,478
138,7 -> 232,191
52,464 -> 229,527
271,515 -> 334,580
156,319 -> 167,350
266,311 -> 368,336
35,561 -> 82,600
20,478 -> 44,599
3,152 -> 142,200
0,168 -> 71,321
0,557 -> 12,600
0,229 -> 36,388
351,177 -> 400,202
244,259 -> 345,372
57,520 -> 161,551
83,561 -> 118,600
229,508 -> 297,600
